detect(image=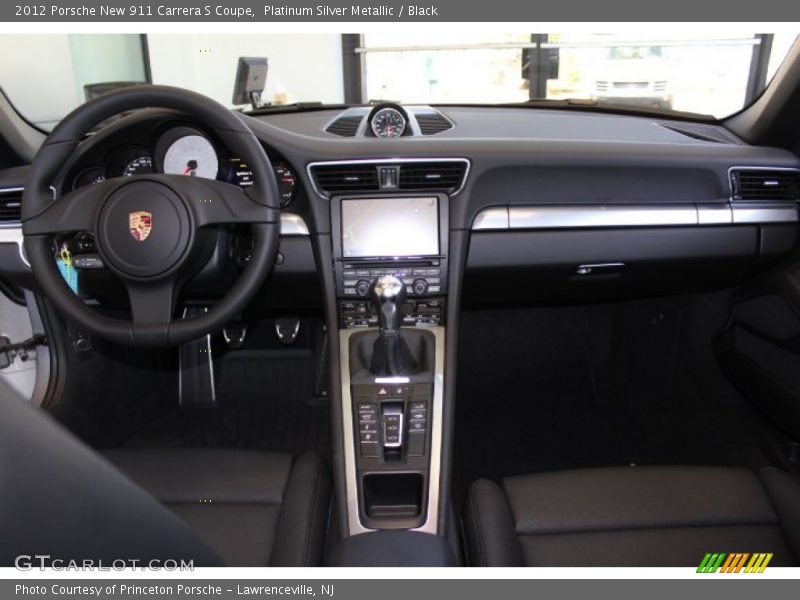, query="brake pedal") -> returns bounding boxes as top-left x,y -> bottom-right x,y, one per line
179,307 -> 216,408
223,321 -> 247,349
275,317 -> 300,345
